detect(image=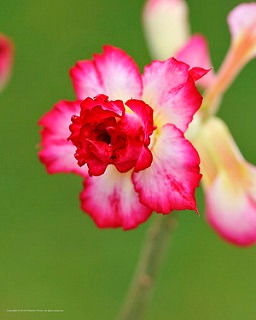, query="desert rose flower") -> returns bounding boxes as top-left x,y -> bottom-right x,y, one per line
196,118 -> 256,246
0,33 -> 13,91
39,45 -> 207,229
143,0 -> 256,245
